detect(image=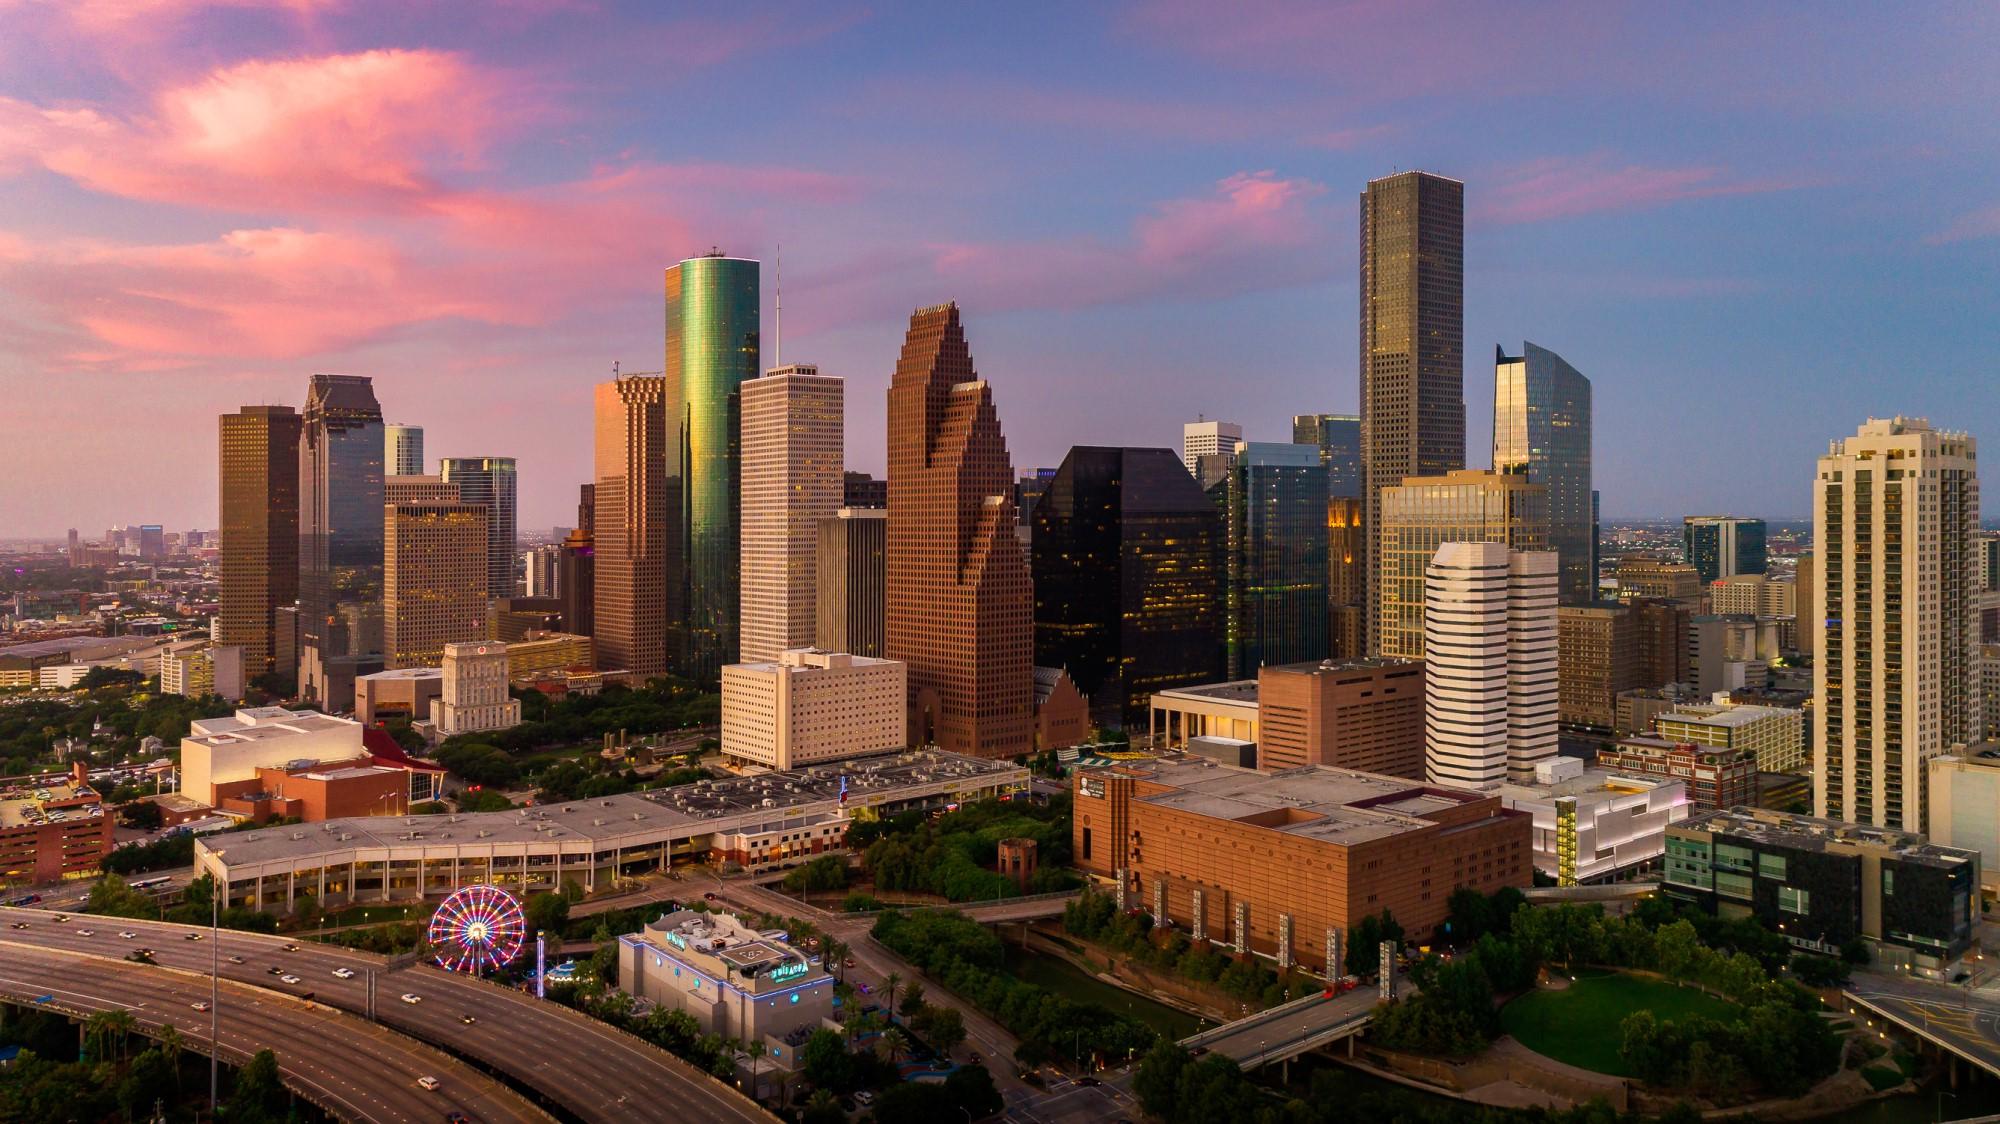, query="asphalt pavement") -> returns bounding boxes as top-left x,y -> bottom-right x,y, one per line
1845,970 -> 2000,1079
